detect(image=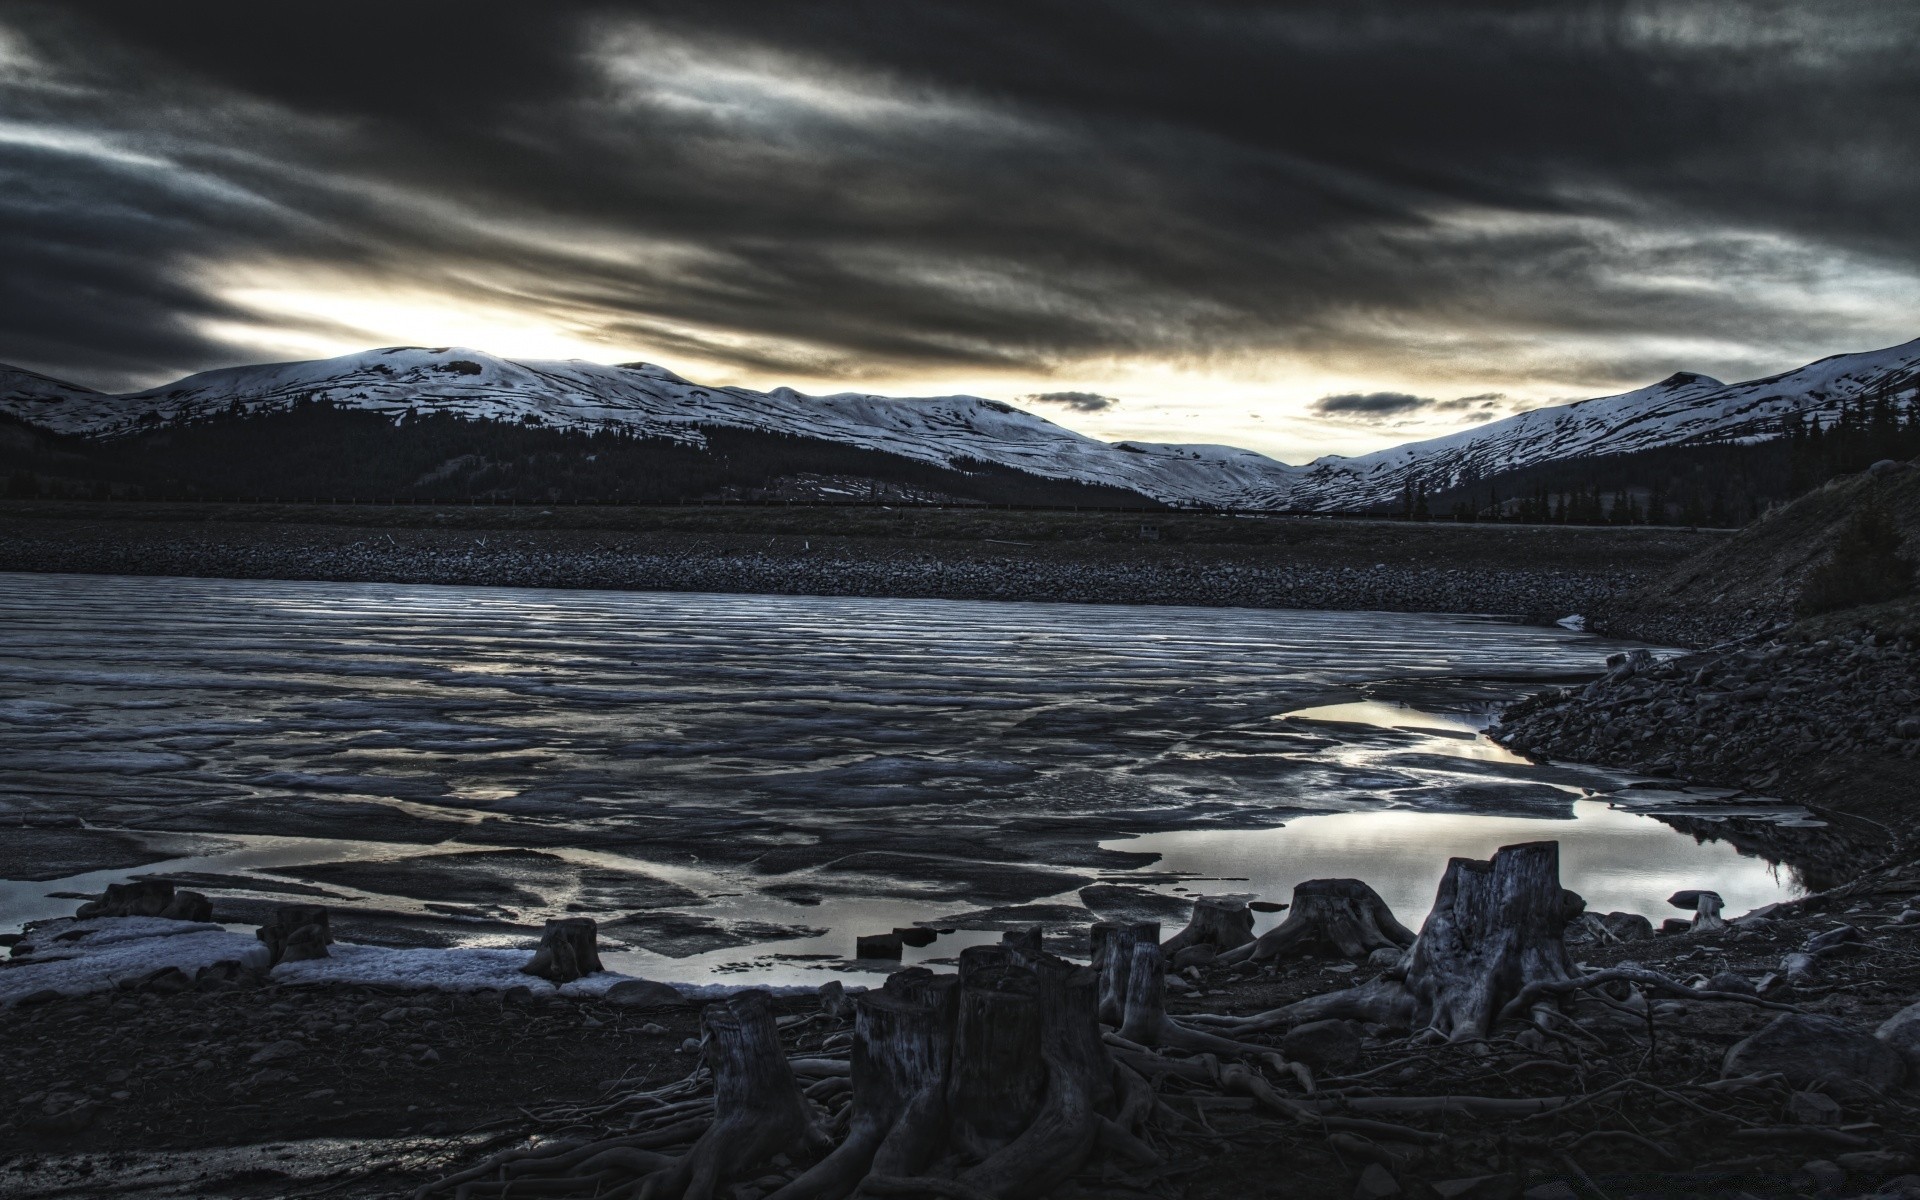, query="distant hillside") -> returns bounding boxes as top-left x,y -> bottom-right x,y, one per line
1,403 -> 1162,510
1295,339 -> 1920,512
1598,457 -> 1920,643
0,348 -> 1293,509
4,338 -> 1916,513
